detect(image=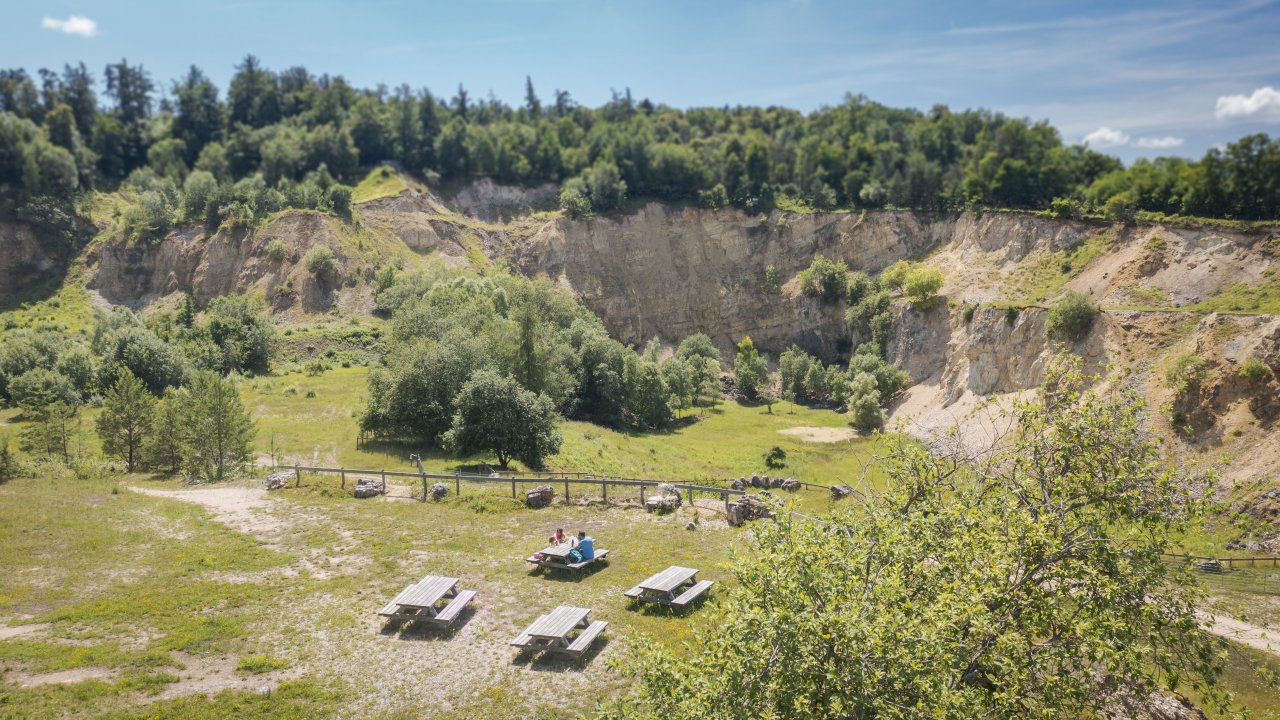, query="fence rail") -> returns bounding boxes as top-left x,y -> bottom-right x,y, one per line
285,464 -> 760,506
1163,553 -> 1280,570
